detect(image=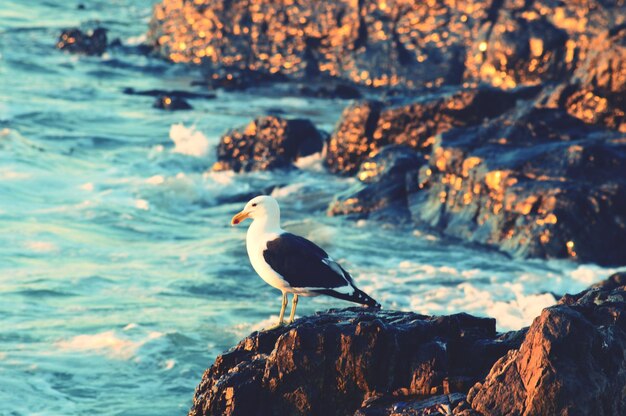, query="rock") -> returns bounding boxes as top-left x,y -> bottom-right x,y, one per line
188,308 -> 524,416
212,116 -> 324,172
147,0 -> 489,89
325,86 -> 539,175
153,95 -> 192,110
328,145 -> 425,220
57,27 -> 107,56
406,103 -> 626,265
122,87 -> 216,100
298,82 -> 363,100
467,272 -> 626,415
